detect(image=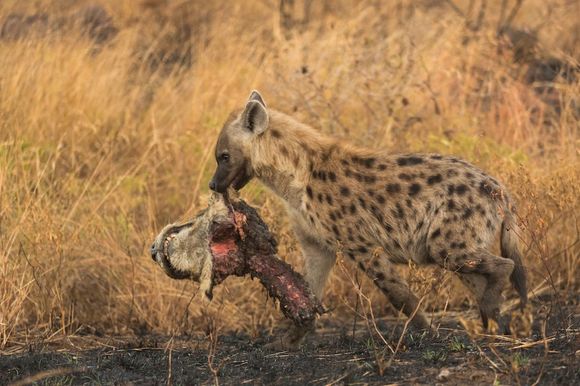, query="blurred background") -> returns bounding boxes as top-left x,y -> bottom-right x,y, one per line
0,0 -> 578,349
